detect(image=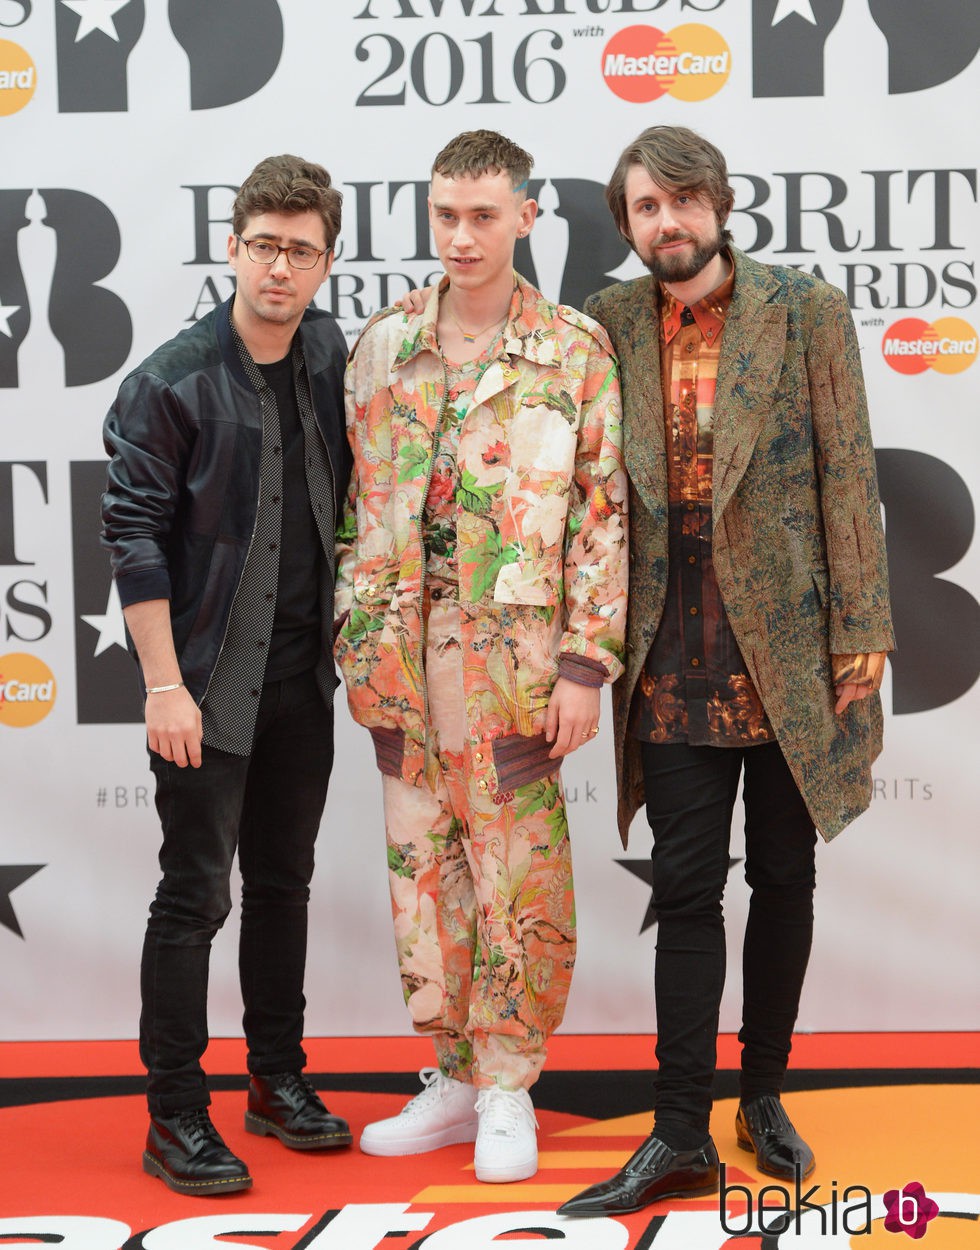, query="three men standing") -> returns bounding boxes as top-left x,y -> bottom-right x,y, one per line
103,126 -> 891,1206
559,126 -> 893,1215
102,155 -> 353,1195
335,130 -> 627,1182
